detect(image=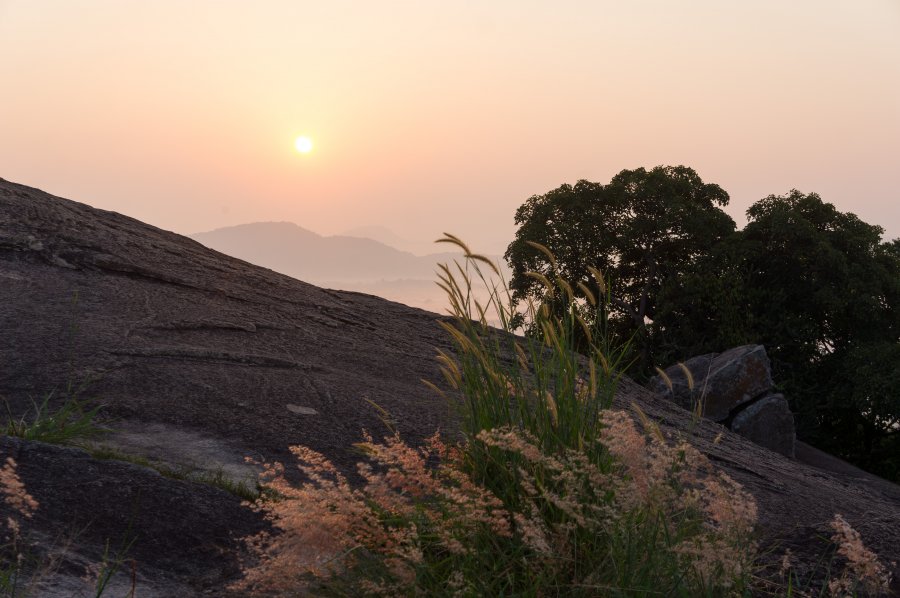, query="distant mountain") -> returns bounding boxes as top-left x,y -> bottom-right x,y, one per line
191,222 -> 463,284
190,221 -> 510,313
340,225 -> 434,256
